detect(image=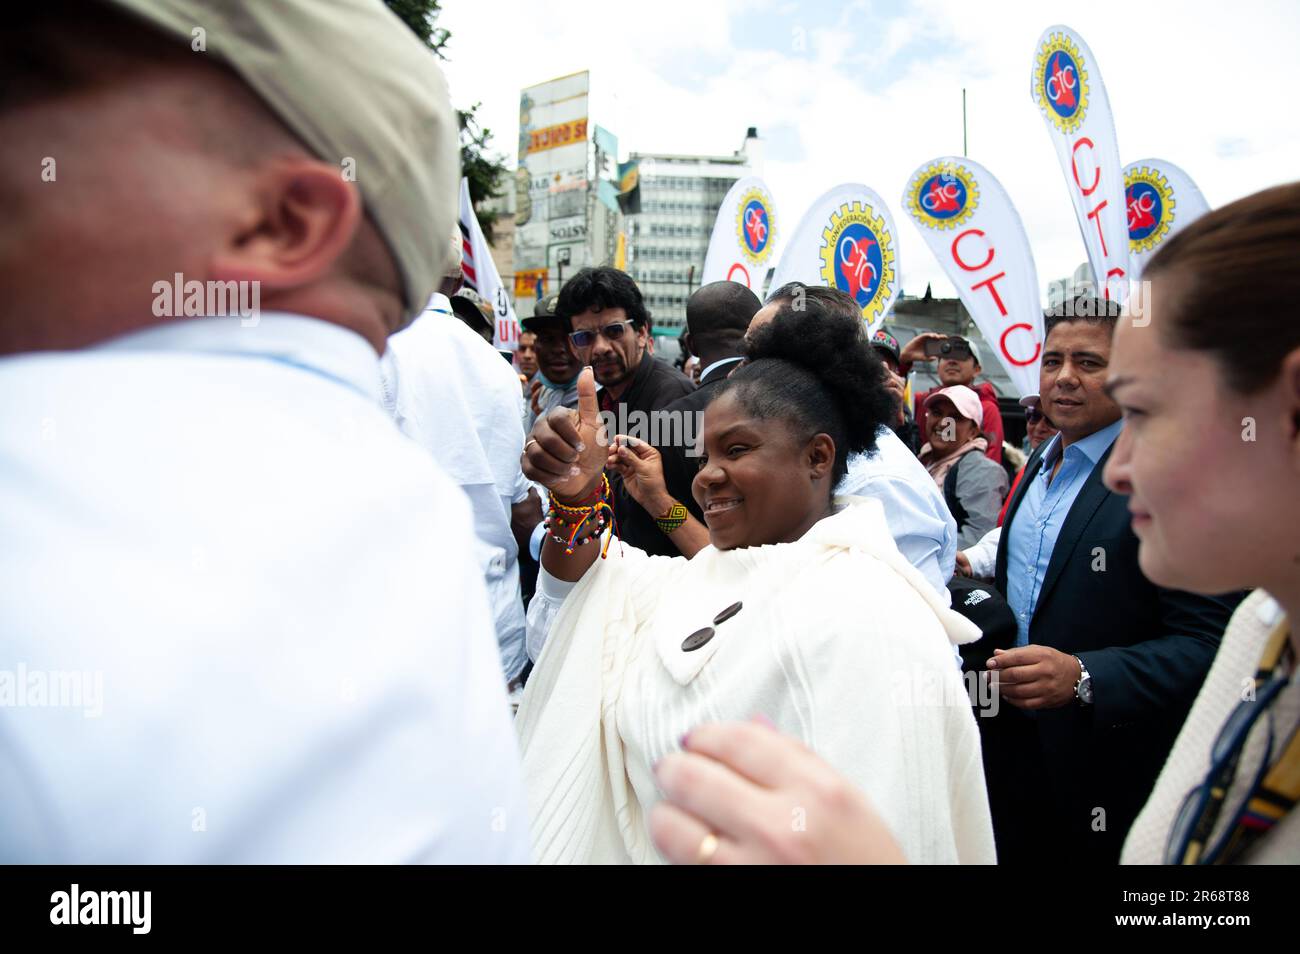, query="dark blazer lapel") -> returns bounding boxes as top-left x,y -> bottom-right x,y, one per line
1034,444 -> 1116,615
